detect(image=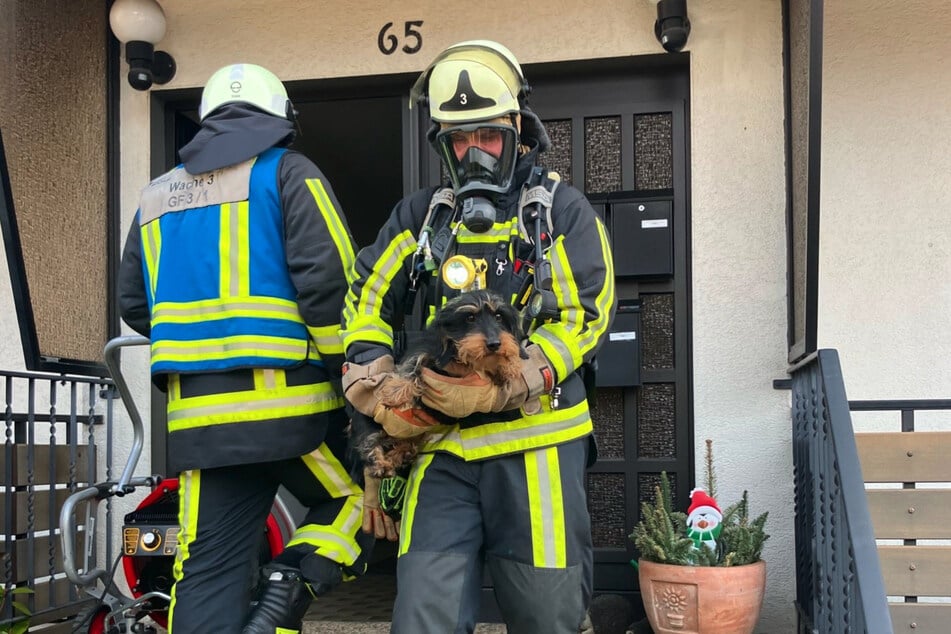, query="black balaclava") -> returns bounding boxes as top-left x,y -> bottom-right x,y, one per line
179,103 -> 295,174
